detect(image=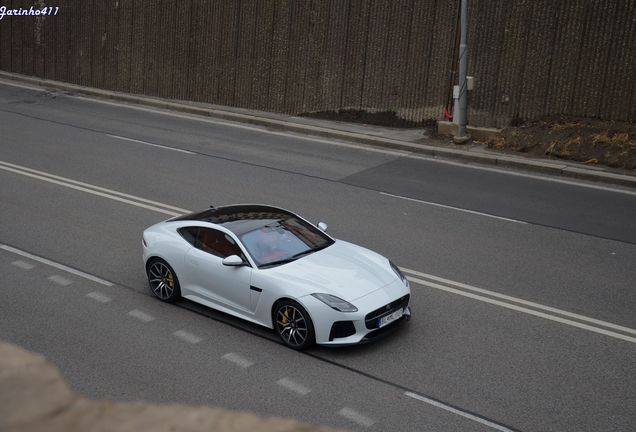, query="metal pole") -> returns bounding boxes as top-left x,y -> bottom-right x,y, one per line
454,0 -> 470,143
